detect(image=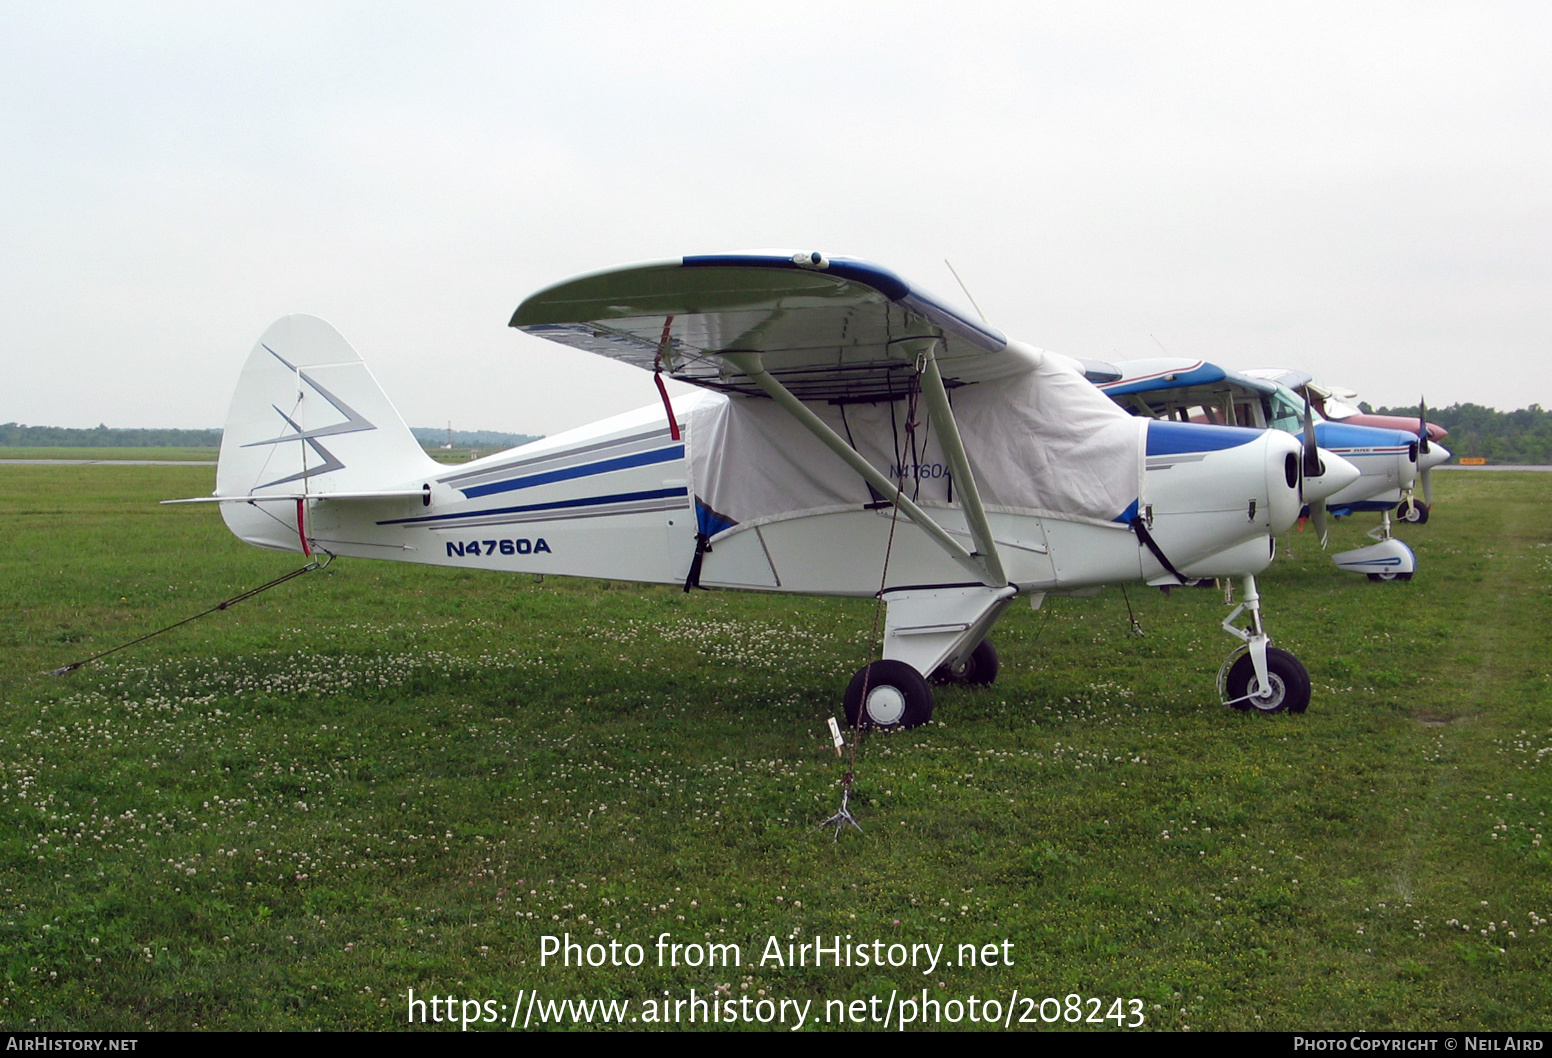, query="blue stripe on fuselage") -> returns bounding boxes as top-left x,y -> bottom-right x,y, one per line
377,487 -> 689,526
1146,420 -> 1262,456
459,445 -> 684,498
